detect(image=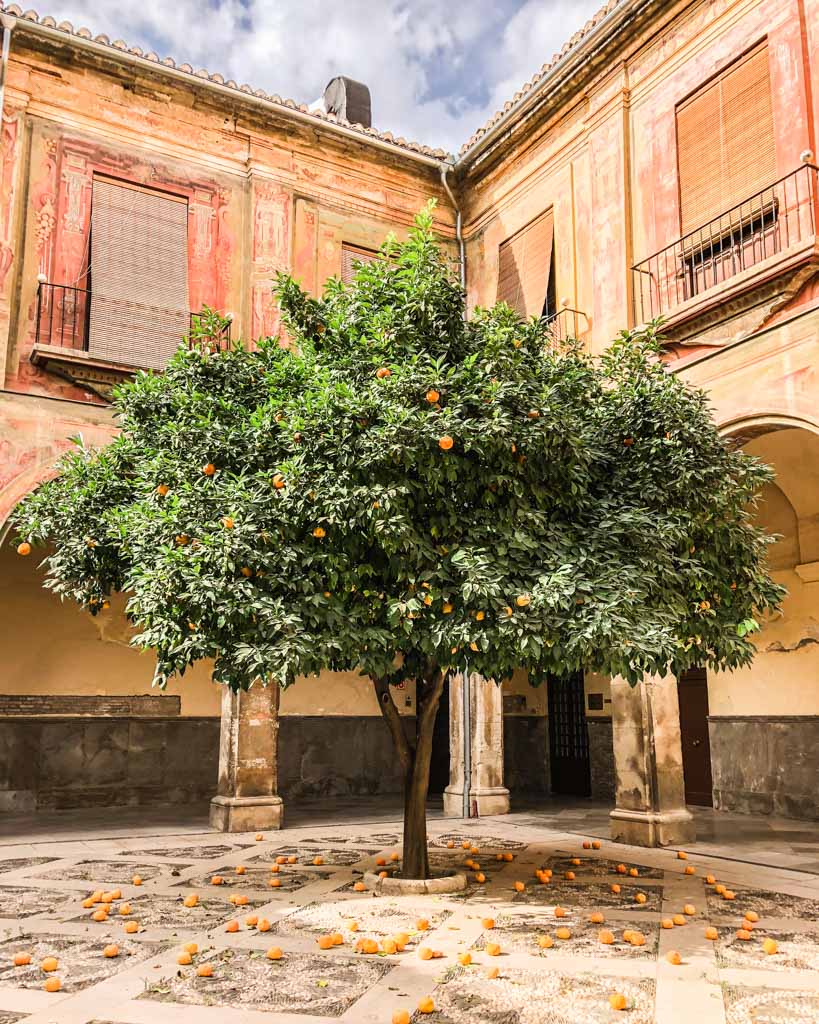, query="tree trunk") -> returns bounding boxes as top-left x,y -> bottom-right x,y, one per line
373,666 -> 445,880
